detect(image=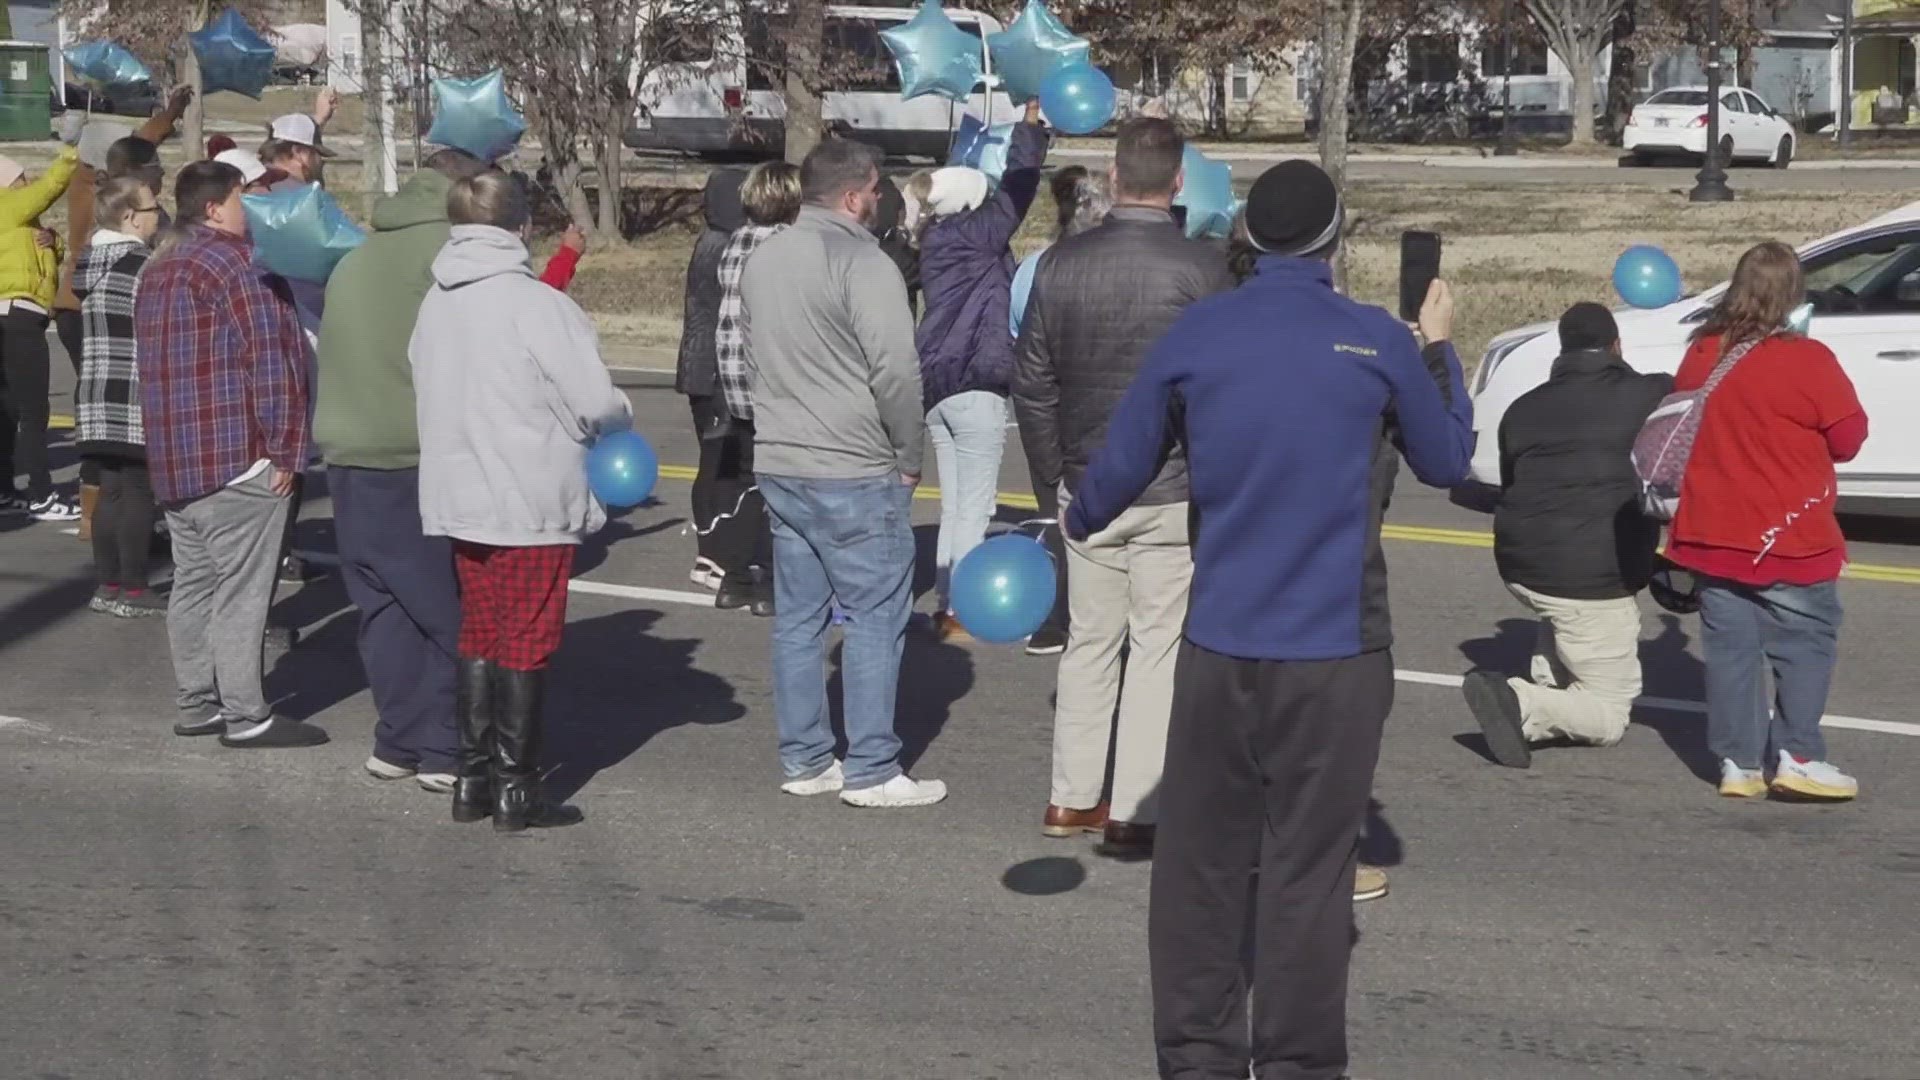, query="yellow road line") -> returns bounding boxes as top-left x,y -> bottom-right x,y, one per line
655,464 -> 1920,585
